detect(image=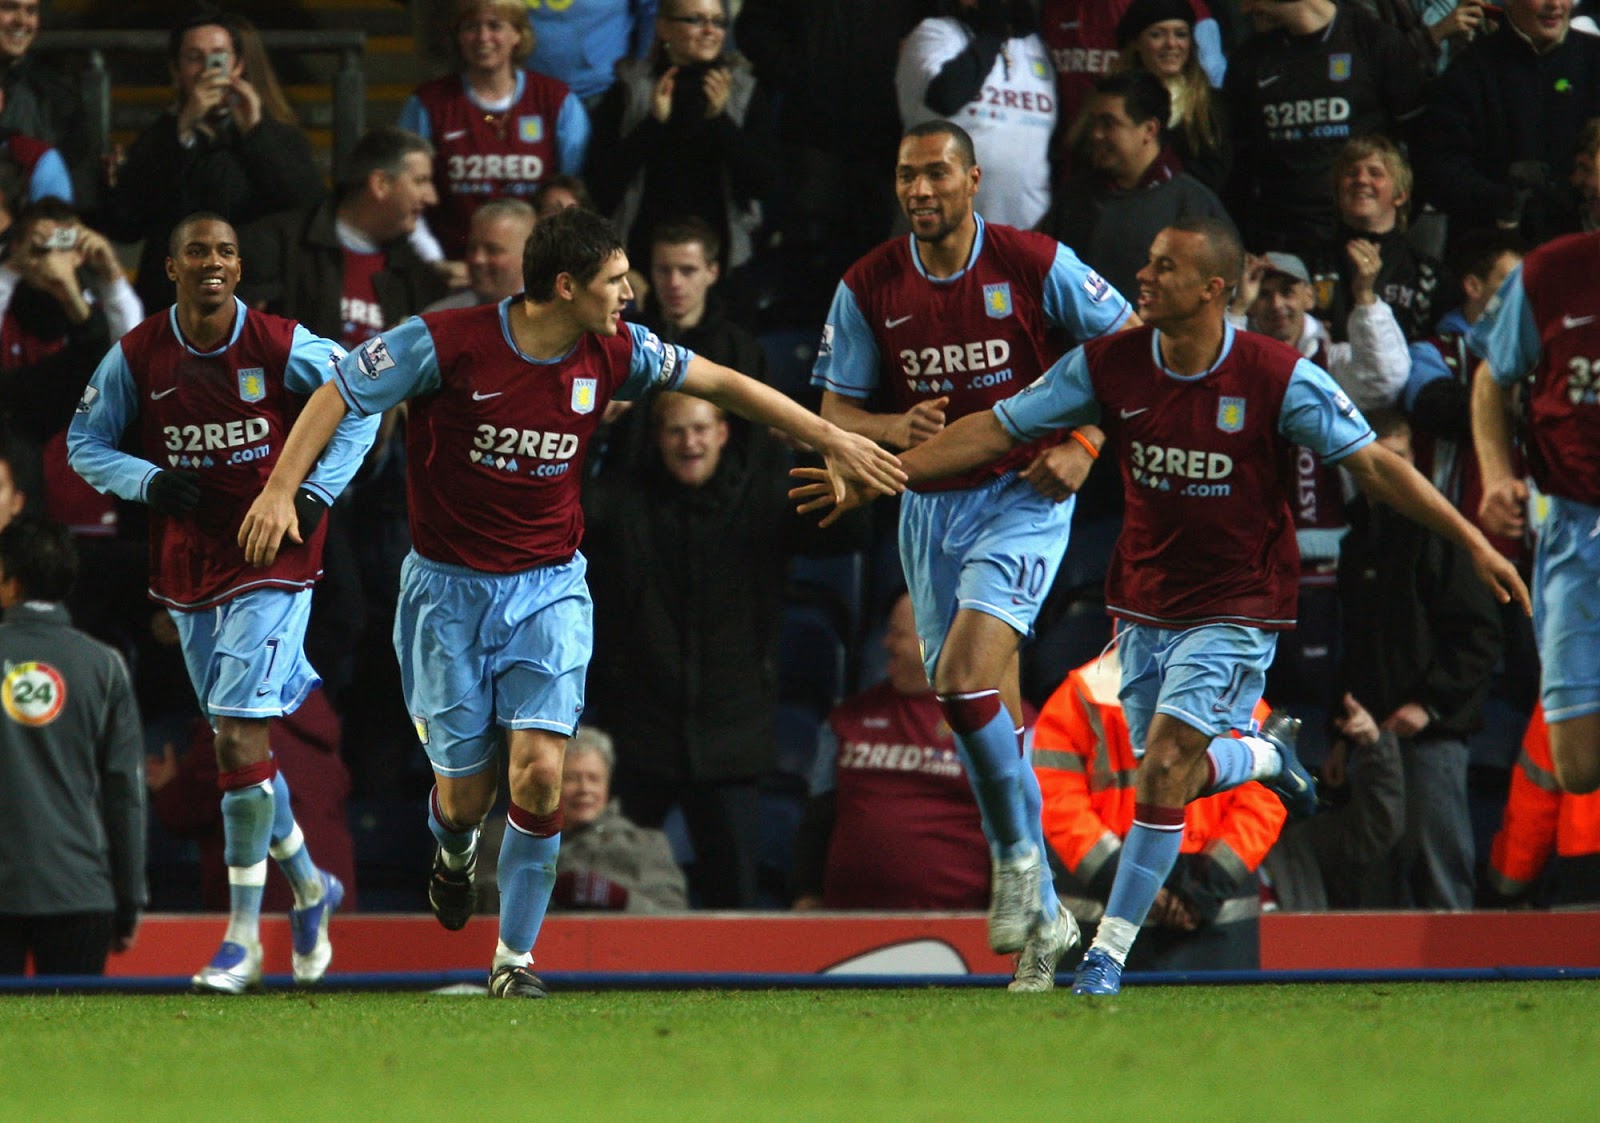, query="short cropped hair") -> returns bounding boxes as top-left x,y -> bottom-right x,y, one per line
0,516 -> 79,602
649,214 -> 722,263
1169,214 -> 1243,289
1092,69 -> 1171,132
168,210 -> 236,258
338,126 -> 434,200
902,119 -> 978,169
473,197 -> 537,228
1446,227 -> 1525,284
168,9 -> 243,65
521,205 -> 626,302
